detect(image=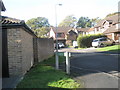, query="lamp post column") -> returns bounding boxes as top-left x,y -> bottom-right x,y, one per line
55,4 -> 62,70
